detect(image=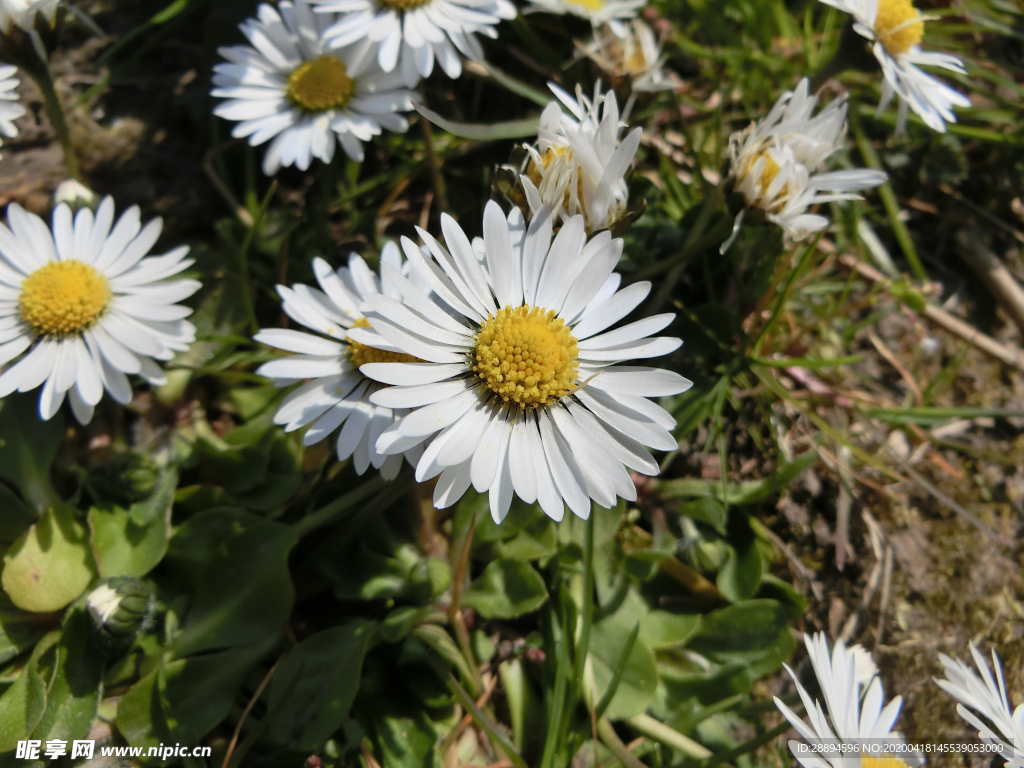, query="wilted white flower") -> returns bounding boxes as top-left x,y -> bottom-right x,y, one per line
817,0 -> 969,133
0,65 -> 24,160
936,645 -> 1024,767
520,83 -> 642,235
724,78 -> 887,249
581,20 -> 677,93
313,0 -> 515,84
357,201 -> 691,523
0,0 -> 58,31
212,0 -> 417,175
0,198 -> 199,424
775,633 -> 920,768
525,0 -> 644,34
254,244 -> 430,479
